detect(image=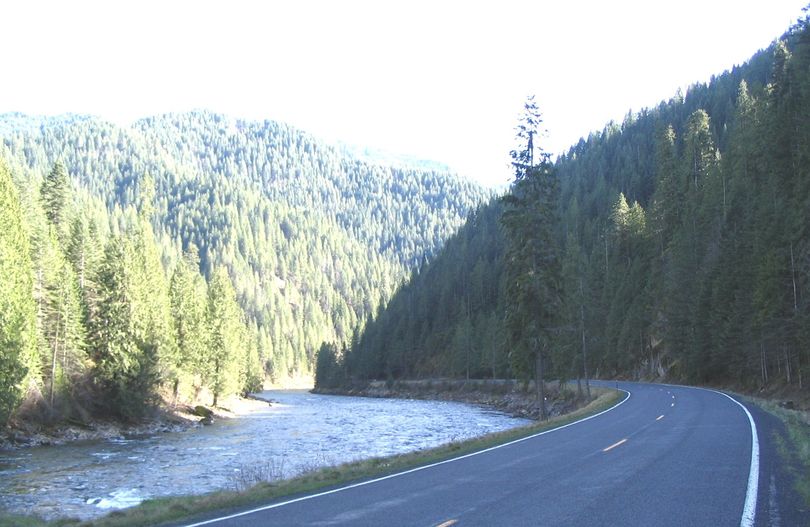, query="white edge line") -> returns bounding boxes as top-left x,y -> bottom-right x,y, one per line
658,382 -> 759,526
182,389 -> 632,527
703,388 -> 759,527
